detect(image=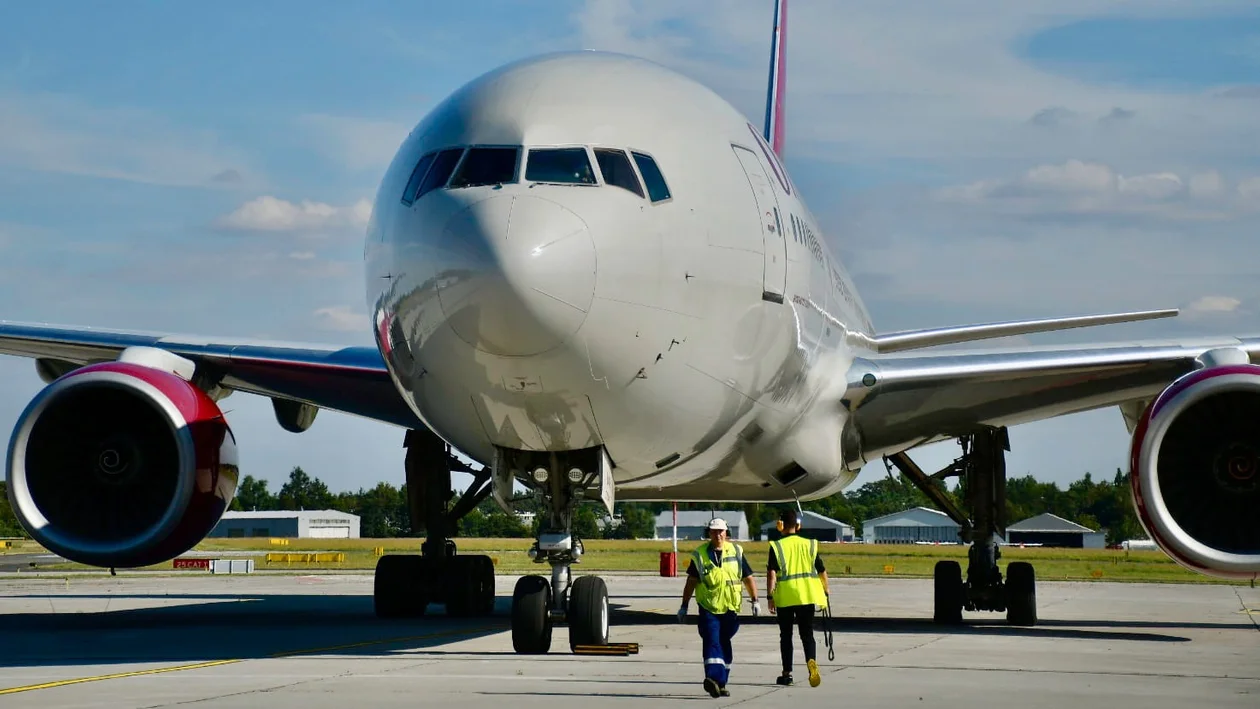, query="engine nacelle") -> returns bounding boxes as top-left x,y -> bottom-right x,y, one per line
5,361 -> 239,568
1130,365 -> 1260,579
